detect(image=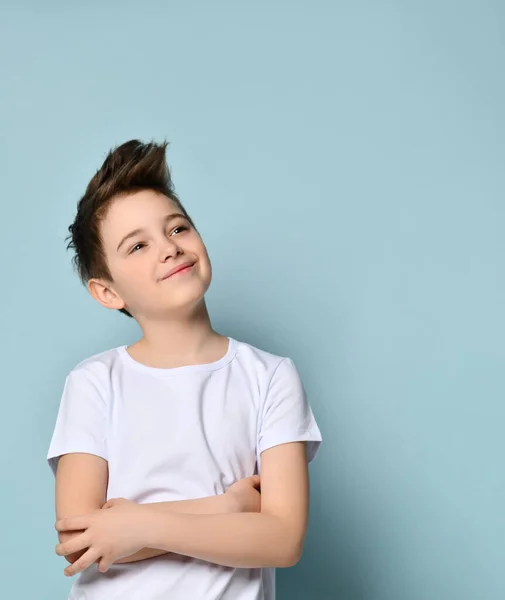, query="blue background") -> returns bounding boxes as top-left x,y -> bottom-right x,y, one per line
1,1 -> 504,598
